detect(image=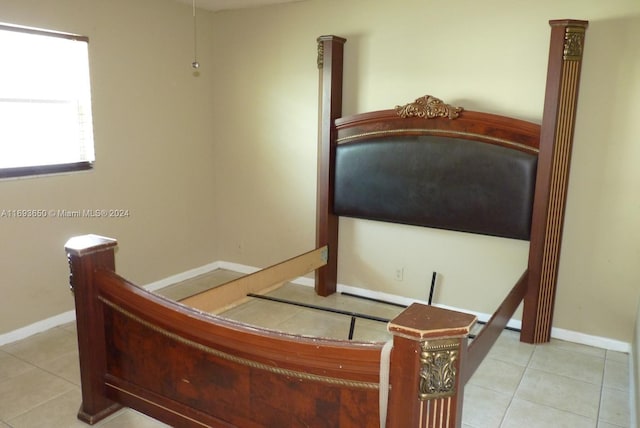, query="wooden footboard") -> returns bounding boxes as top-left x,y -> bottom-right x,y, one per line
66,235 -> 481,427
